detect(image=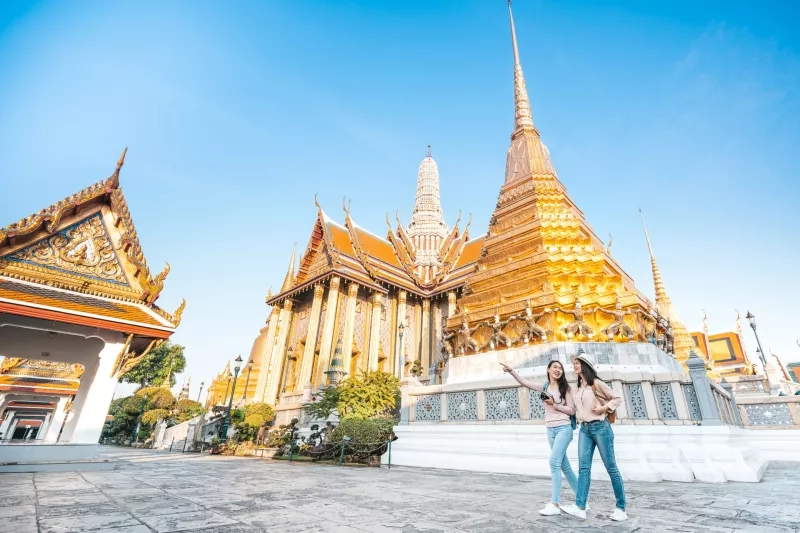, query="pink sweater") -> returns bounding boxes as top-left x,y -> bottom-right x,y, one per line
507,370 -> 576,427
574,379 -> 622,423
